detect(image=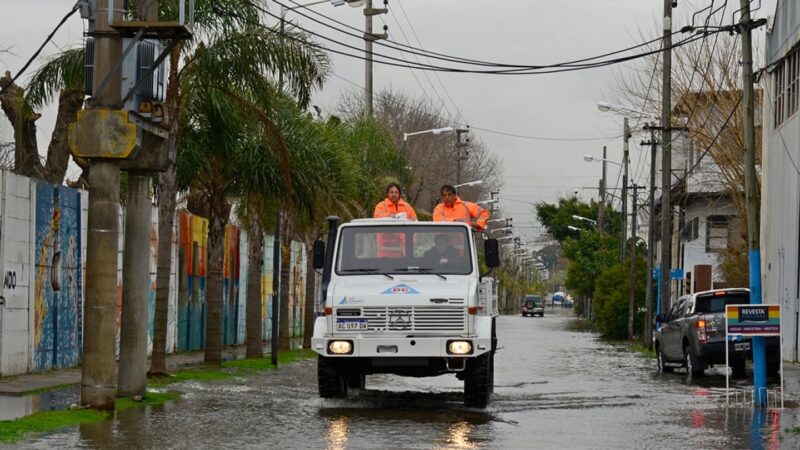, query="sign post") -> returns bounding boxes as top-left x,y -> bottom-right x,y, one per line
725,304 -> 782,408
